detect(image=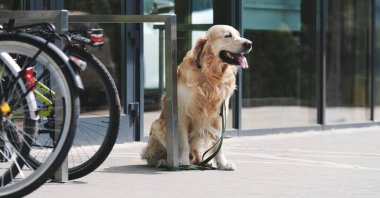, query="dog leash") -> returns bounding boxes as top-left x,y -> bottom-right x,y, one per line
166,101 -> 226,171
